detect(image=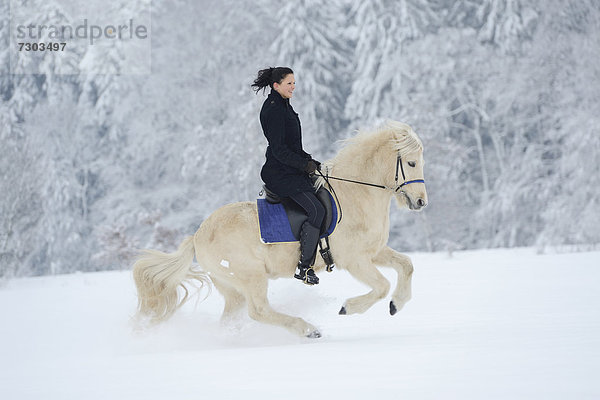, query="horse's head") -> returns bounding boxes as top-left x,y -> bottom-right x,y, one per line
387,121 -> 428,211
322,120 -> 428,211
